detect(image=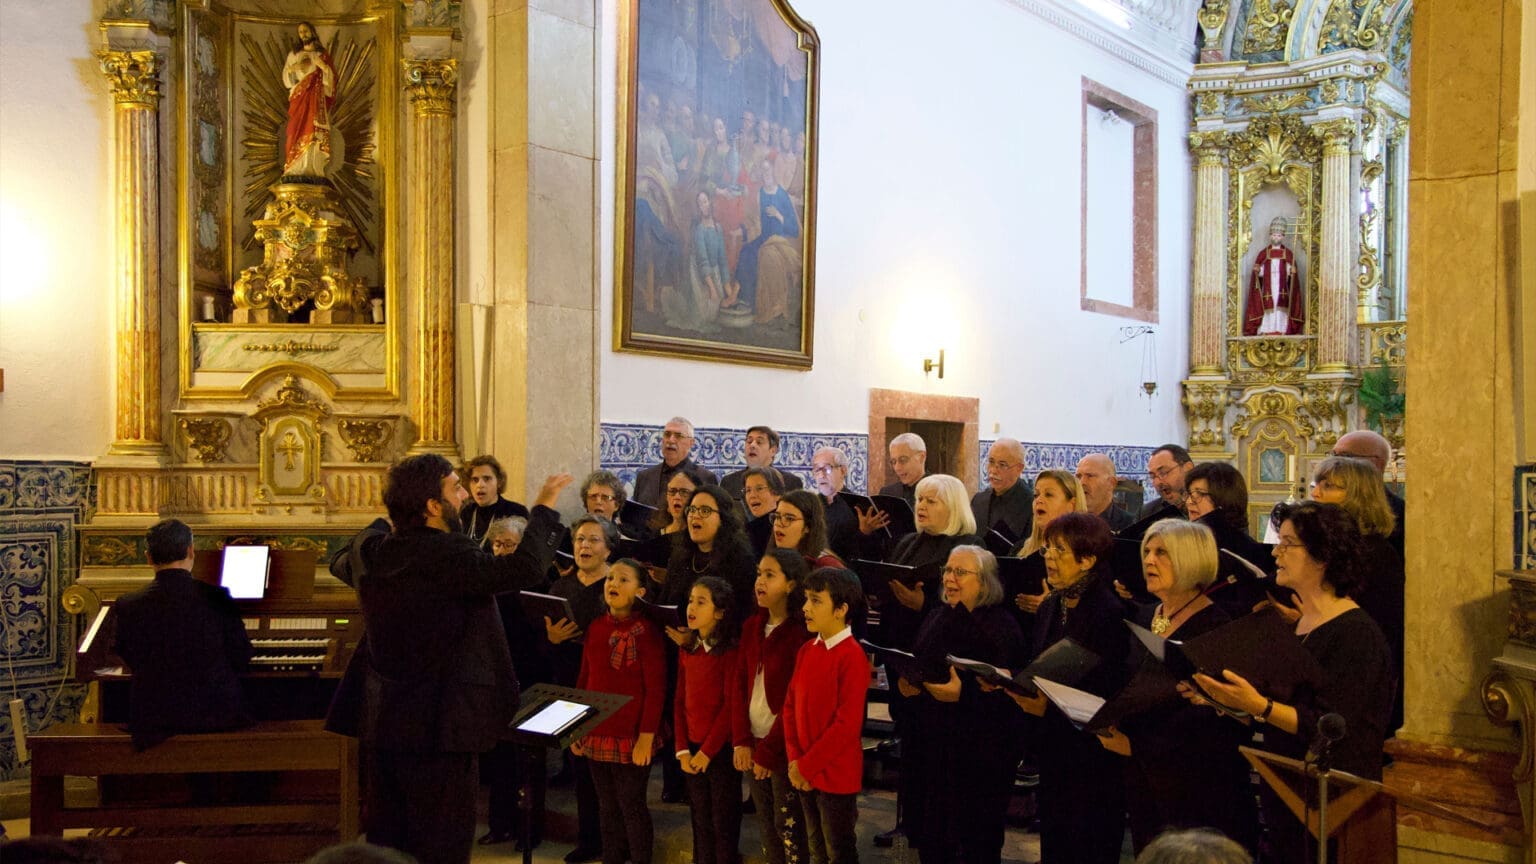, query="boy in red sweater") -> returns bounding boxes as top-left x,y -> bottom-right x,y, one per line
784,567 -> 868,864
